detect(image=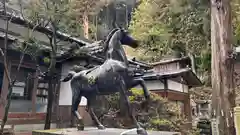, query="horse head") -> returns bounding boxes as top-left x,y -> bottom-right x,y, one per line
103,27 -> 139,54
119,28 -> 139,48
114,22 -> 139,48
